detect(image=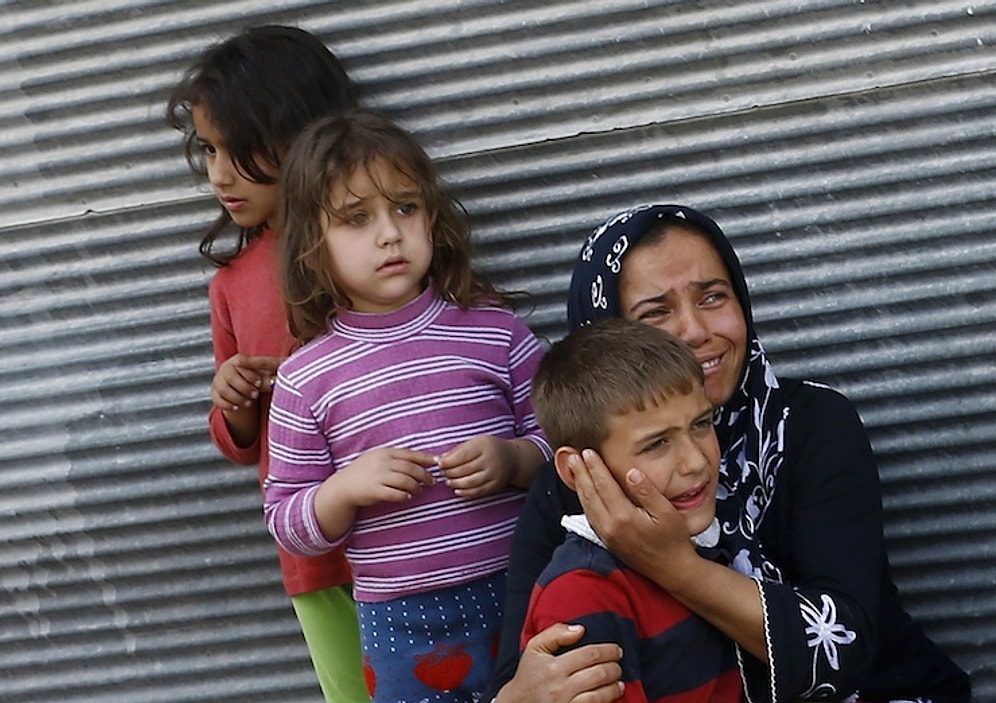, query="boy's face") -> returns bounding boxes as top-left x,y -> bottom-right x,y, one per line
598,385 -> 719,536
